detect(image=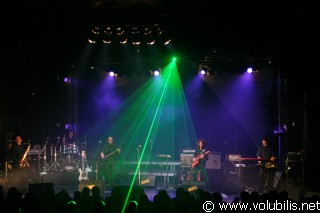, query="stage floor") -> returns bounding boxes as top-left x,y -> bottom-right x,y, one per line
49,183 -> 236,203
1,169 -> 306,202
